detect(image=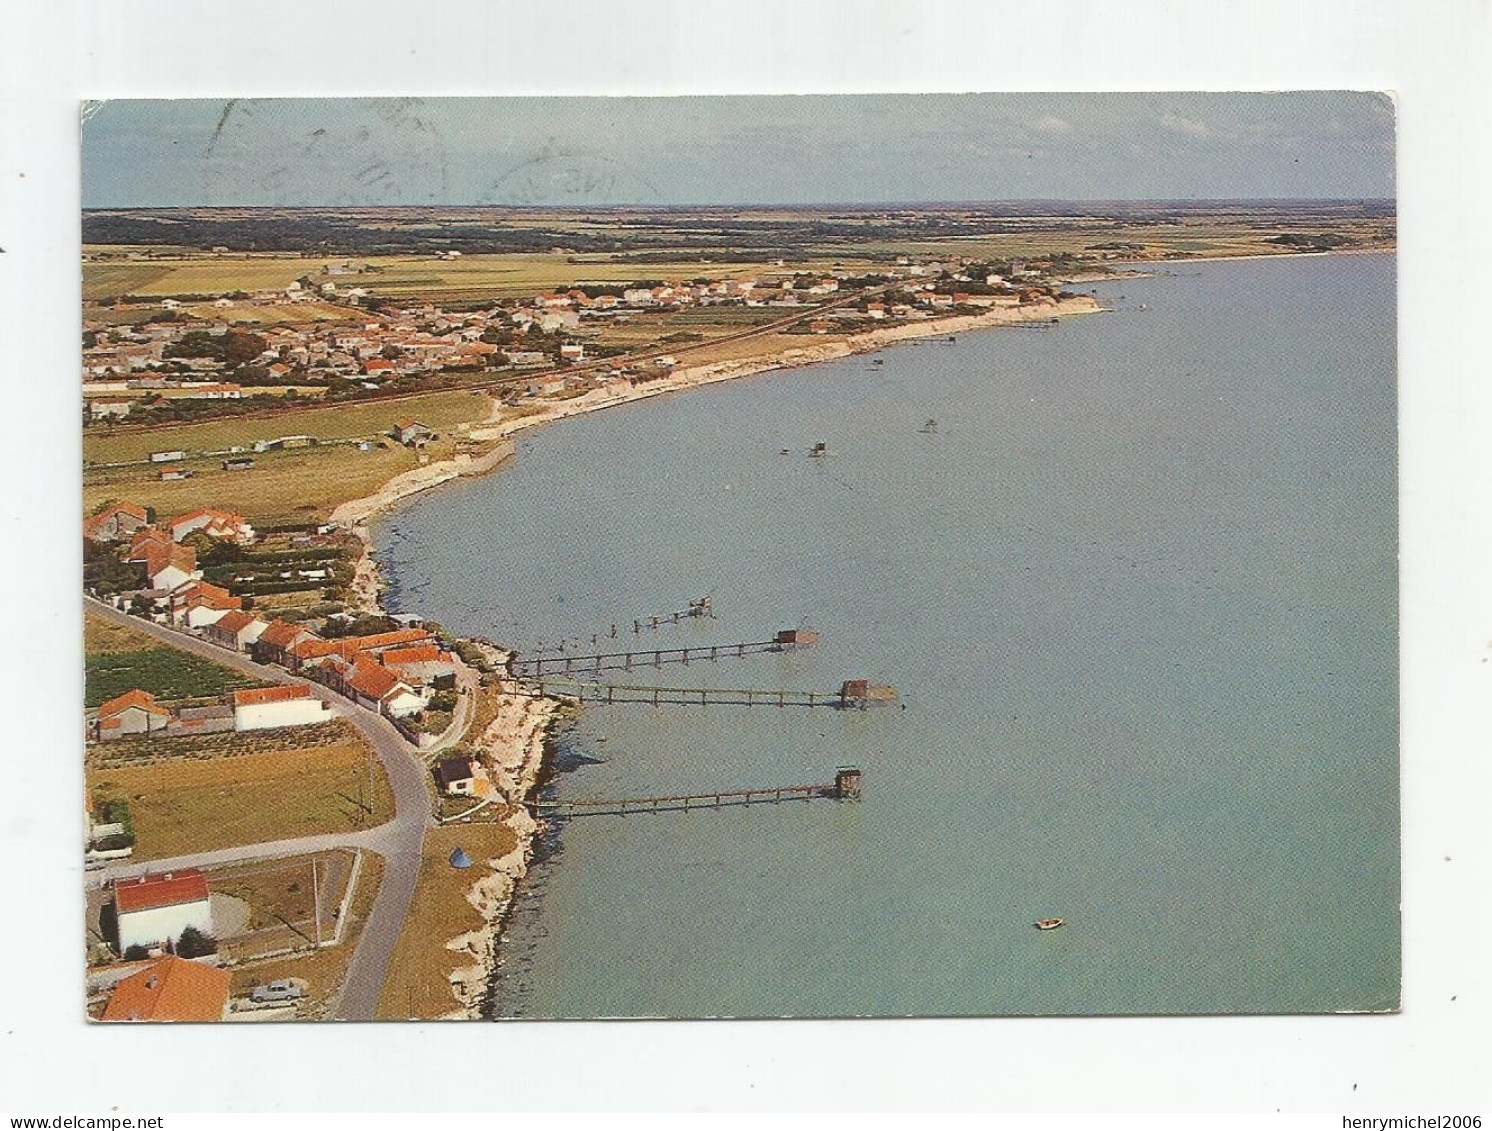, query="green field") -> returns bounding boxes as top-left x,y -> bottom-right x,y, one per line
87,736 -> 393,860
82,251 -> 806,304
85,647 -> 263,707
83,389 -> 491,466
